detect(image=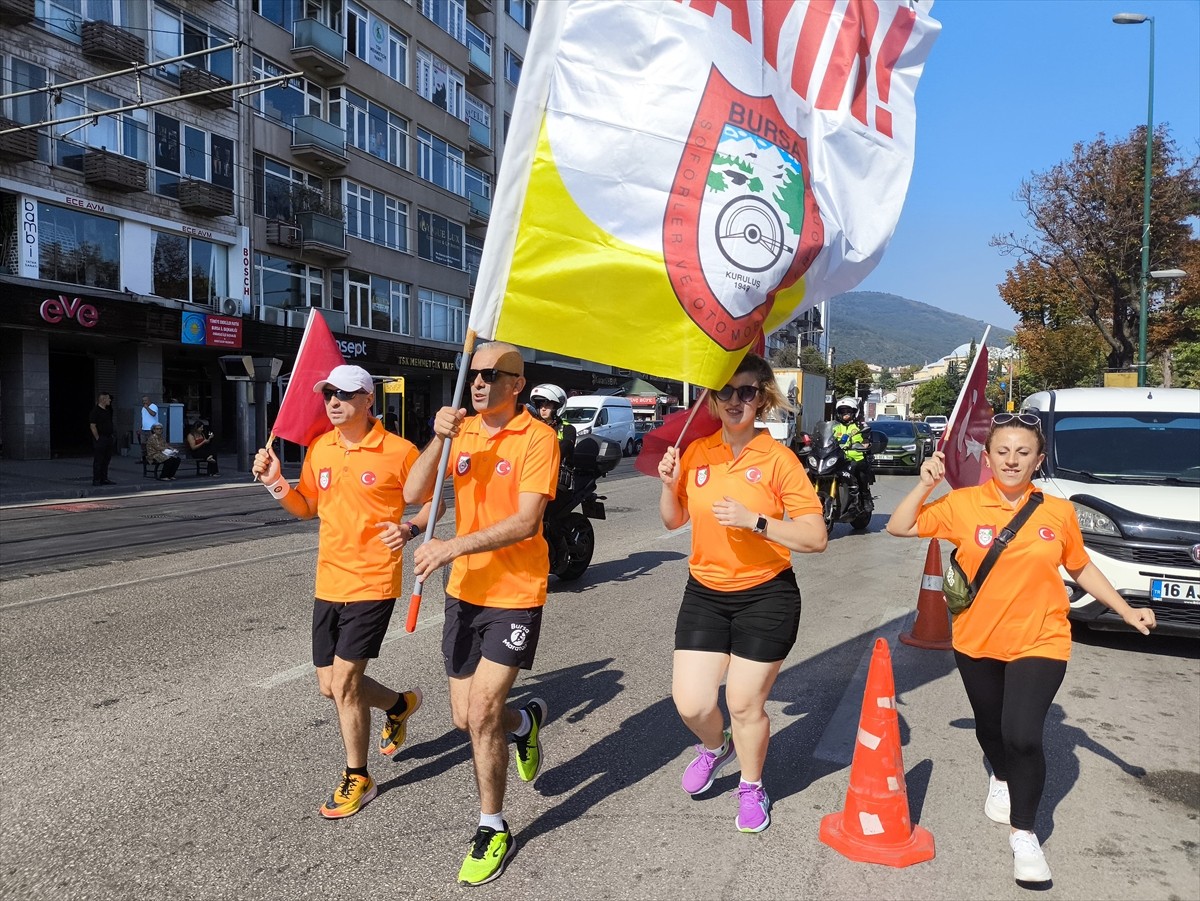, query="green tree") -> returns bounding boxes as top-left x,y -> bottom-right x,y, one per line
912,375 -> 957,417
798,345 -> 828,376
769,344 -> 798,369
831,359 -> 872,399
876,369 -> 898,392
